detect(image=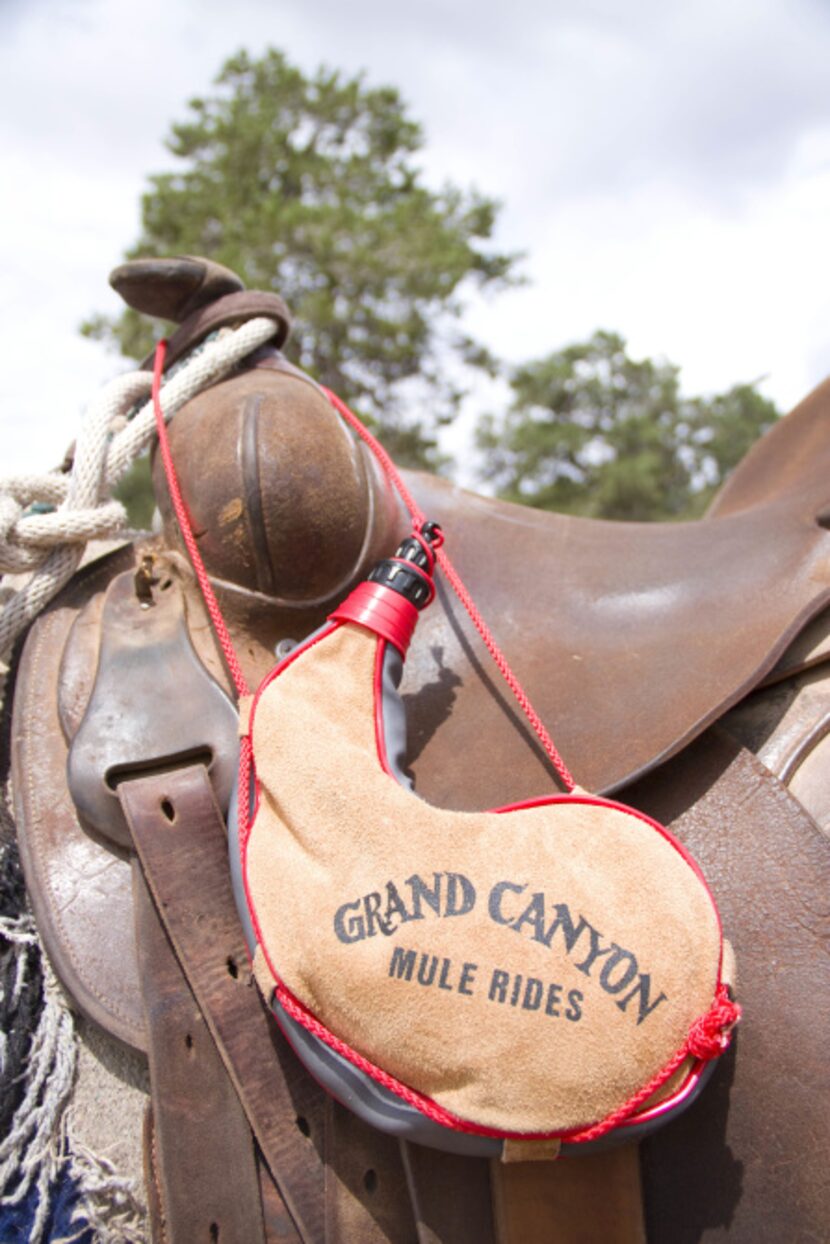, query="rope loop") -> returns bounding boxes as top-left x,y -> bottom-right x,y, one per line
0,313 -> 281,664
0,496 -> 64,573
414,518 -> 444,549
10,501 -> 127,551
0,474 -> 70,509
